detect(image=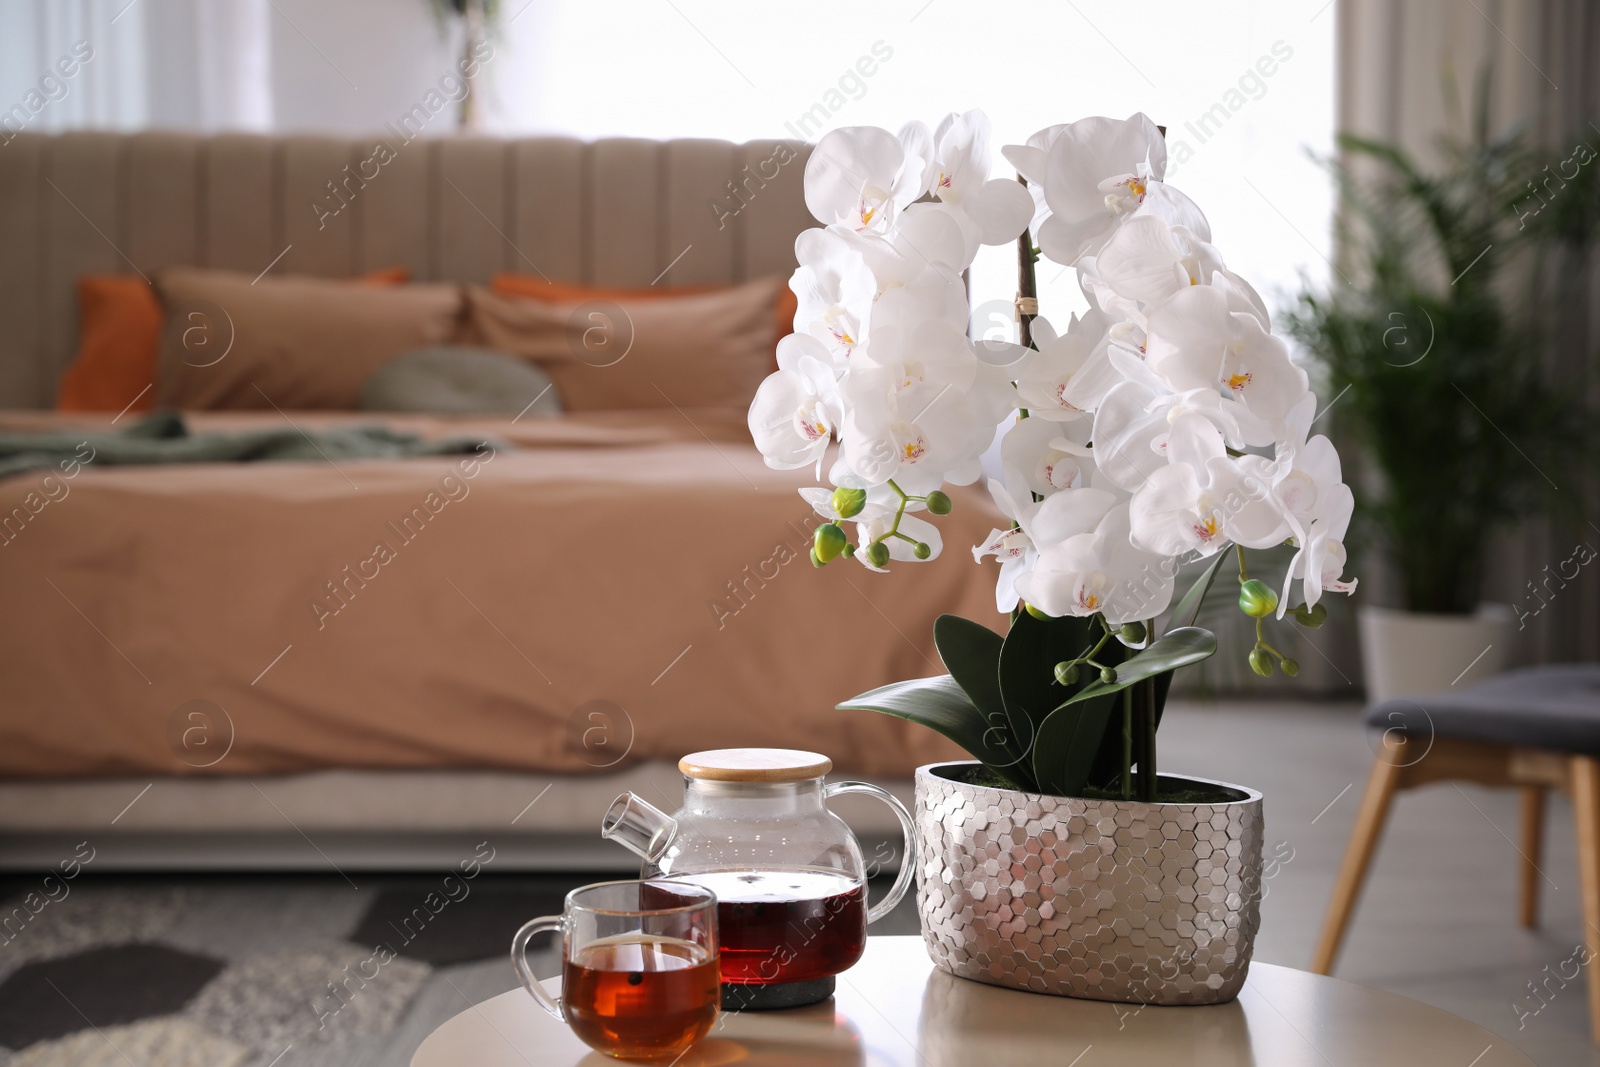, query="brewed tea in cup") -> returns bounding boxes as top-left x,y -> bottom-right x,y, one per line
511,880 -> 719,1060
